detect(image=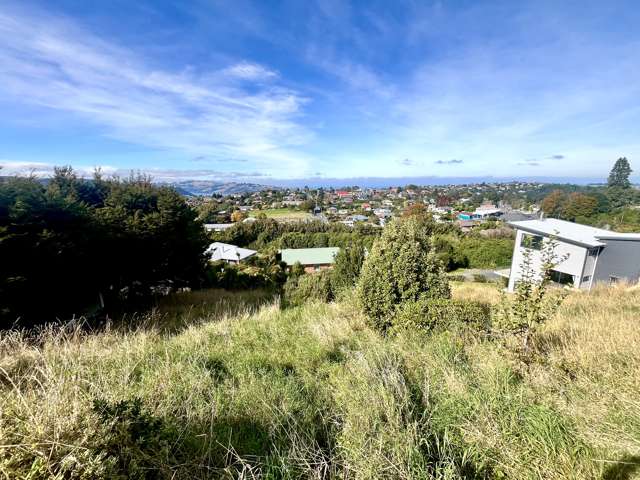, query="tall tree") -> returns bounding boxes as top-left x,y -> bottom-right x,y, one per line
540,190 -> 565,217
562,193 -> 598,221
607,157 -> 632,189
